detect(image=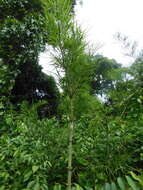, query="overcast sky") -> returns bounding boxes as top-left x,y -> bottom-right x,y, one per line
40,0 -> 143,74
